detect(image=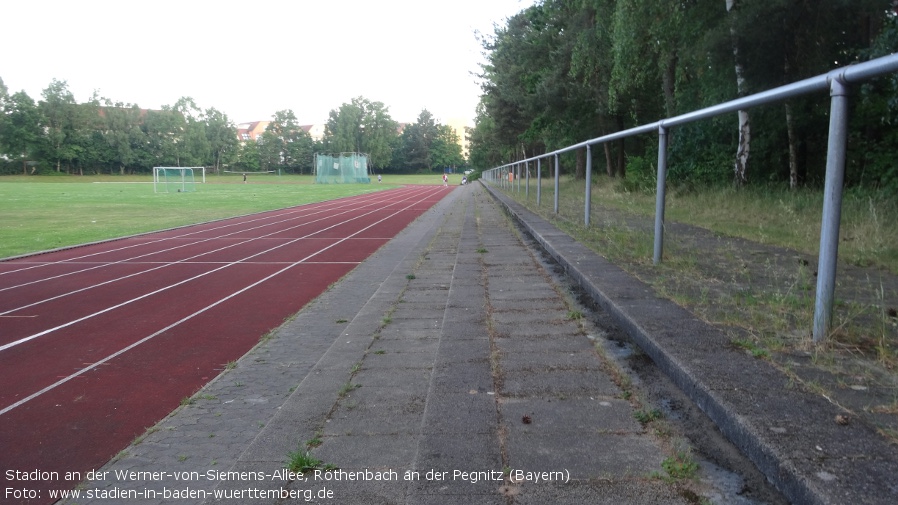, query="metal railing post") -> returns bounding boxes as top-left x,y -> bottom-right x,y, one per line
653,126 -> 669,265
525,160 -> 530,199
813,75 -> 850,343
585,145 -> 592,226
536,158 -> 542,206
554,154 -> 560,214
